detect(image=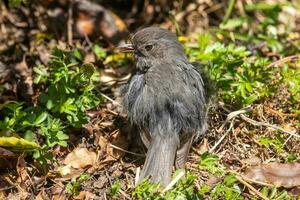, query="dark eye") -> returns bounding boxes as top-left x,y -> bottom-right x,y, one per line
145,44 -> 153,51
